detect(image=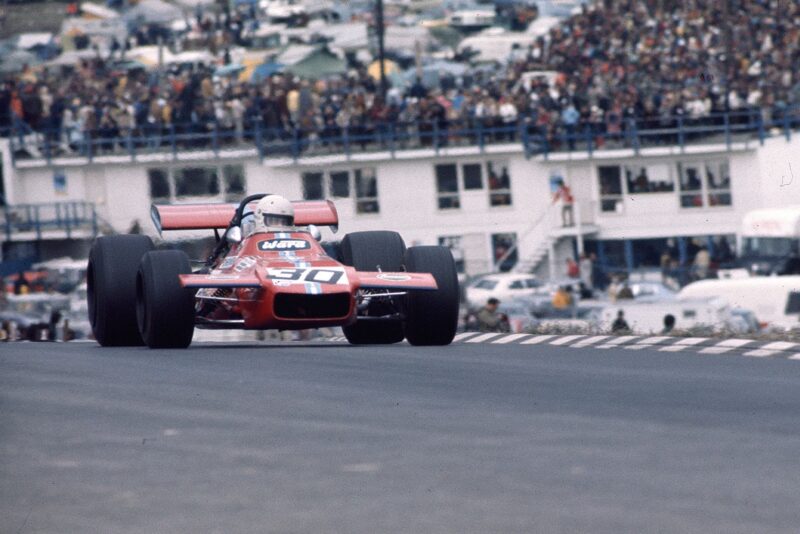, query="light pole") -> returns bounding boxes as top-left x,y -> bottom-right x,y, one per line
375,0 -> 387,99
